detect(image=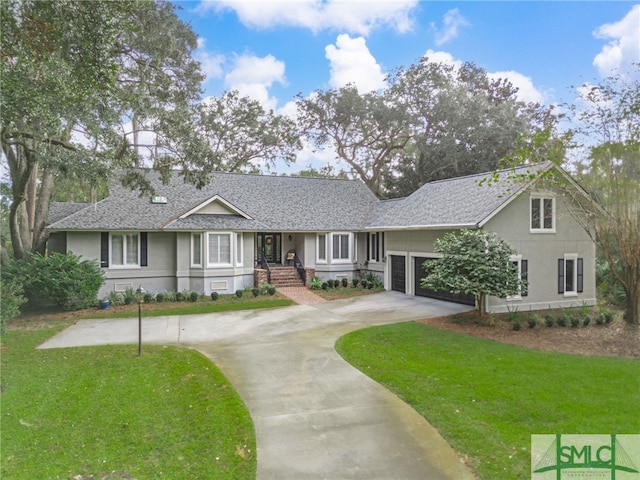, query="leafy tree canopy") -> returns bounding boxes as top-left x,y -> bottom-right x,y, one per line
421,229 -> 522,316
